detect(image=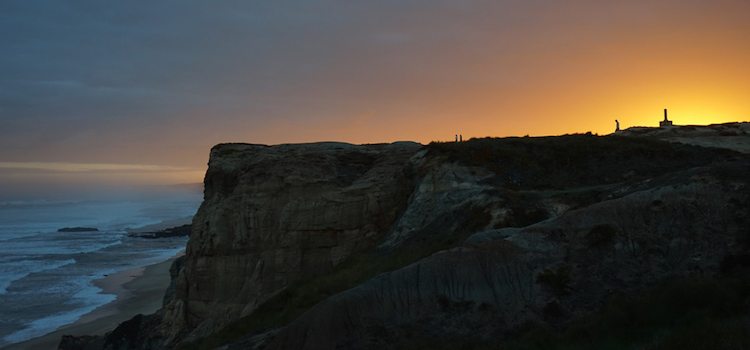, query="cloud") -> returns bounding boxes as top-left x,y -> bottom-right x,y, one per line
0,162 -> 191,173
0,0 -> 748,177
0,161 -> 206,199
